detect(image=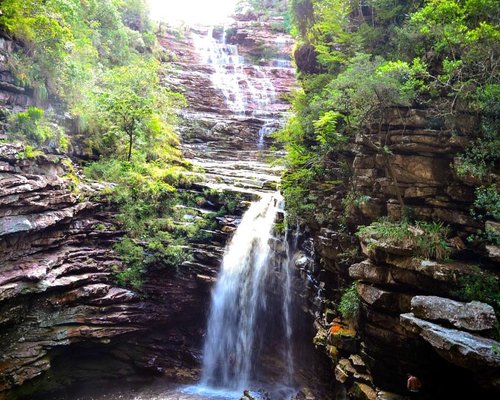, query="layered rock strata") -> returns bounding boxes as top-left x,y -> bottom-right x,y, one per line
295,106 -> 500,398
0,143 -> 242,398
159,17 -> 296,195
